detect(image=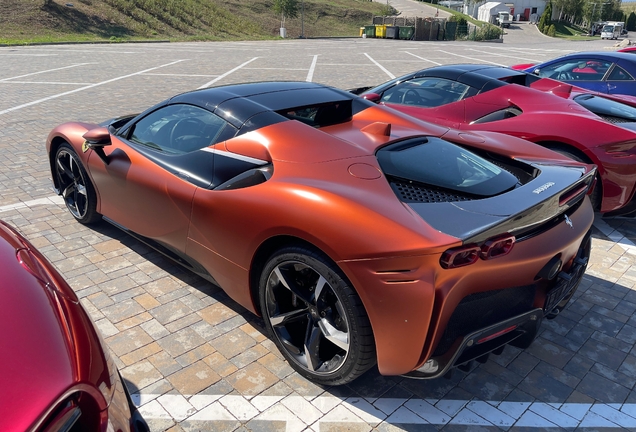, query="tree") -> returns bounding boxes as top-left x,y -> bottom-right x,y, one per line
272,0 -> 299,29
538,1 -> 553,33
628,11 -> 636,31
553,0 -> 585,23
